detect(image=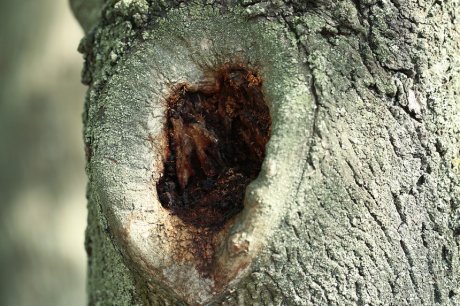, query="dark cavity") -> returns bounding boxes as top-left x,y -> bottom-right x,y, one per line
156,66 -> 271,228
